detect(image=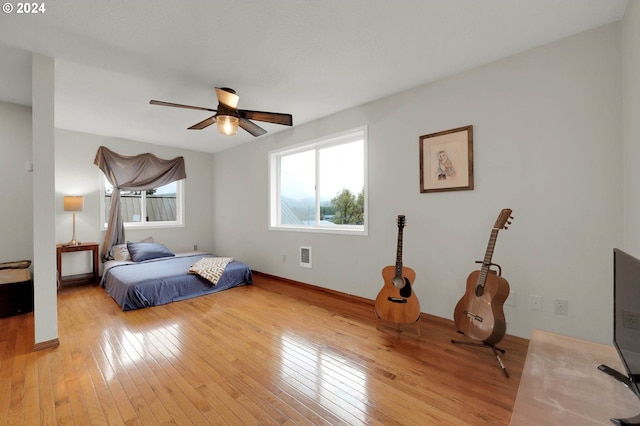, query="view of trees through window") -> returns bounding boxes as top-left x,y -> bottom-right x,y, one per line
281,187 -> 365,226
324,187 -> 365,225
274,128 -> 366,231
